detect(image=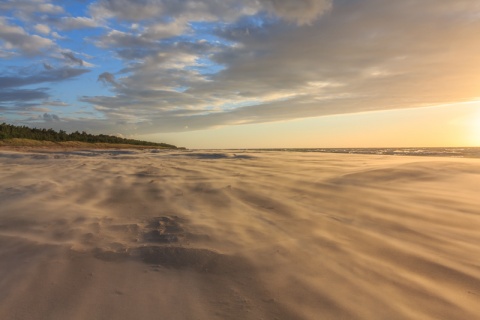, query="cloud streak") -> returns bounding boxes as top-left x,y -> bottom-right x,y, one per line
0,88 -> 49,102
0,67 -> 90,89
